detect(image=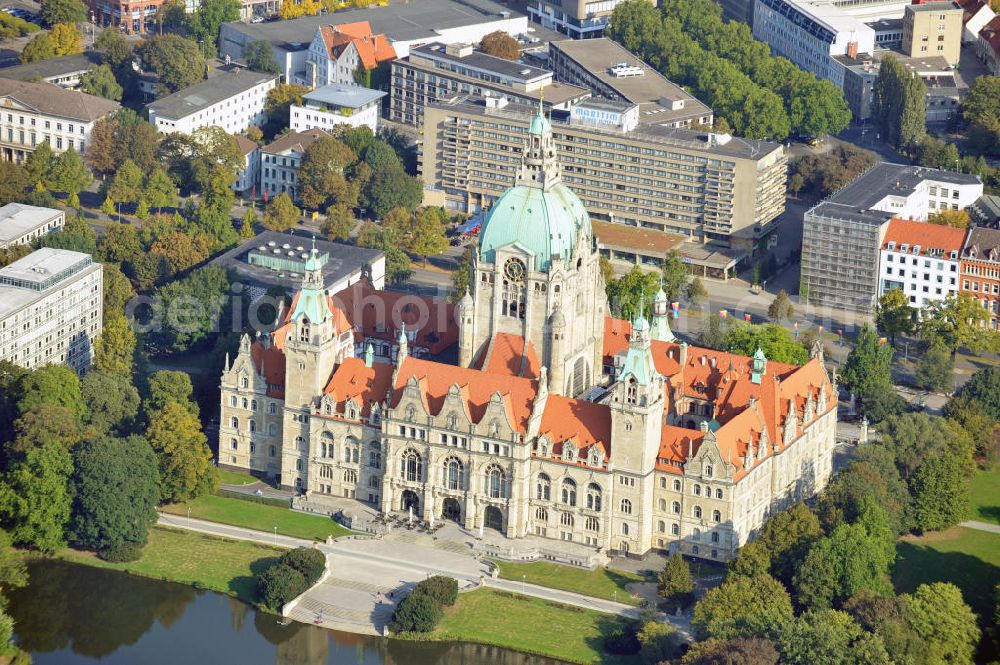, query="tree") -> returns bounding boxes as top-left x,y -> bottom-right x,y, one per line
36,214 -> 96,255
356,222 -> 411,284
144,167 -> 178,212
943,392 -> 998,461
910,448 -> 971,532
767,289 -> 794,322
0,161 -> 29,205
256,563 -> 307,611
150,265 -> 230,352
138,35 -> 206,95
17,364 -> 84,424
658,553 -> 695,609
723,323 -> 809,365
0,529 -> 27,602
240,207 -> 257,240
662,250 -> 688,302
687,277 -> 707,305
606,266 -> 660,320
410,207 -> 449,258
681,637 -> 780,665
22,140 -> 53,186
875,289 -> 915,346
637,621 -> 681,664
361,165 -> 422,217
78,63 -> 123,101
922,293 -> 997,354
297,136 -> 355,210
47,147 -> 91,200
914,341 -> 953,393
188,0 -> 240,51
107,159 -> 144,205
0,440 -> 72,552
321,204 -> 353,241
144,370 -> 198,418
150,231 -> 211,275
20,32 -> 55,63
954,365 -> 1000,420
479,30 -> 520,59
902,582 -> 980,665
927,208 -> 970,228
84,117 -> 117,176
94,314 -> 136,378
264,84 -> 308,134
843,592 -> 929,665
963,75 -> 1000,156
7,404 -> 81,463
871,55 -> 926,149
152,0 -> 186,33
777,609 -> 890,665
389,591 -> 443,633
698,313 -> 728,350
146,401 -> 218,503
243,40 -> 280,74
794,523 -> 892,610
263,193 -> 299,231
691,574 -> 793,640
80,369 -> 139,434
840,323 -> 893,399
412,576 -> 458,606
40,0 -> 86,26
48,23 -> 83,56
69,435 -> 159,556
279,547 -> 326,586
756,502 -> 823,588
